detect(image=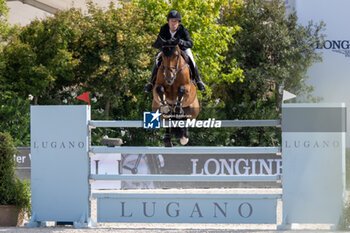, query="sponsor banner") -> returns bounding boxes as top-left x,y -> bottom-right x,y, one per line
152,154 -> 281,189
15,148 -> 281,188
161,154 -> 281,176
95,193 -> 278,223
91,153 -> 121,190
14,147 -> 31,181
317,40 -> 350,57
